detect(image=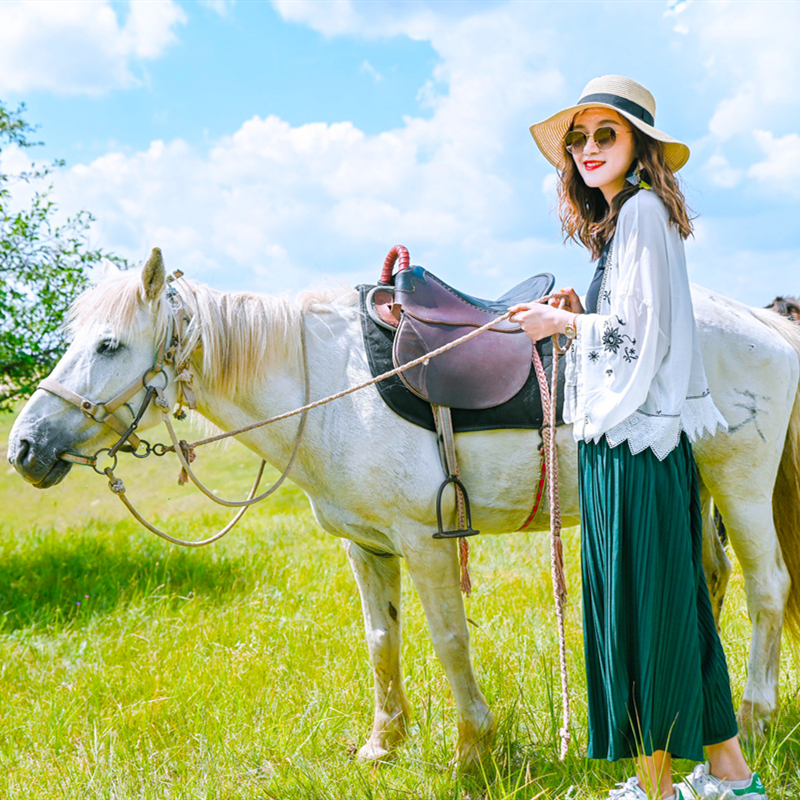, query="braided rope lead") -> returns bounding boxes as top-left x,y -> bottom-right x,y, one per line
531,342 -> 571,760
